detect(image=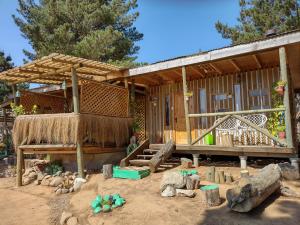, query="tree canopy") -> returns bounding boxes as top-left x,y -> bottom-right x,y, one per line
13,0 -> 143,67
0,51 -> 14,102
215,0 -> 300,44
